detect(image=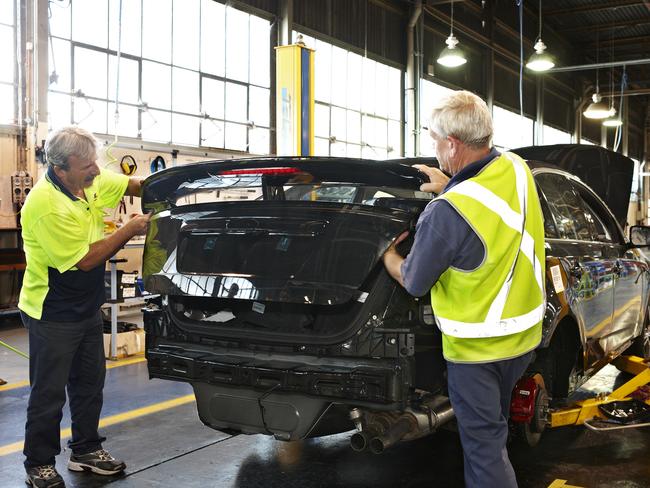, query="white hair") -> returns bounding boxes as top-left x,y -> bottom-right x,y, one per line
45,126 -> 98,170
429,90 -> 493,149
